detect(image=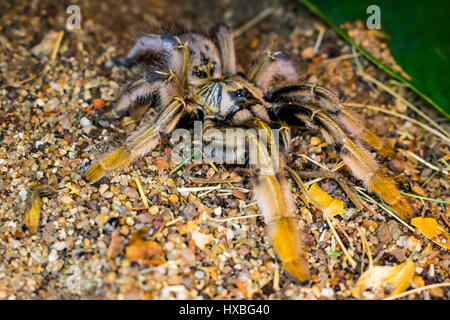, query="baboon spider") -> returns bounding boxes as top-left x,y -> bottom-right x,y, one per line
85,24 -> 412,283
